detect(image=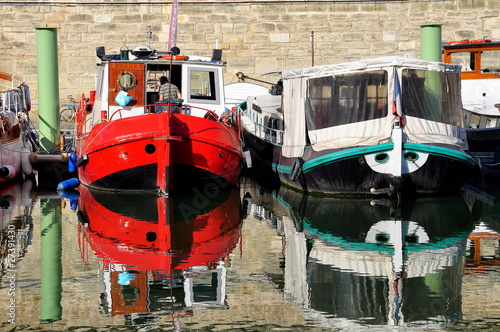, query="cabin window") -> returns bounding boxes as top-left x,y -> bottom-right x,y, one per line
401,69 -> 463,127
187,69 -> 220,104
117,71 -> 137,91
482,50 -> 500,72
448,52 -> 476,71
448,50 -> 500,73
306,70 -> 388,130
